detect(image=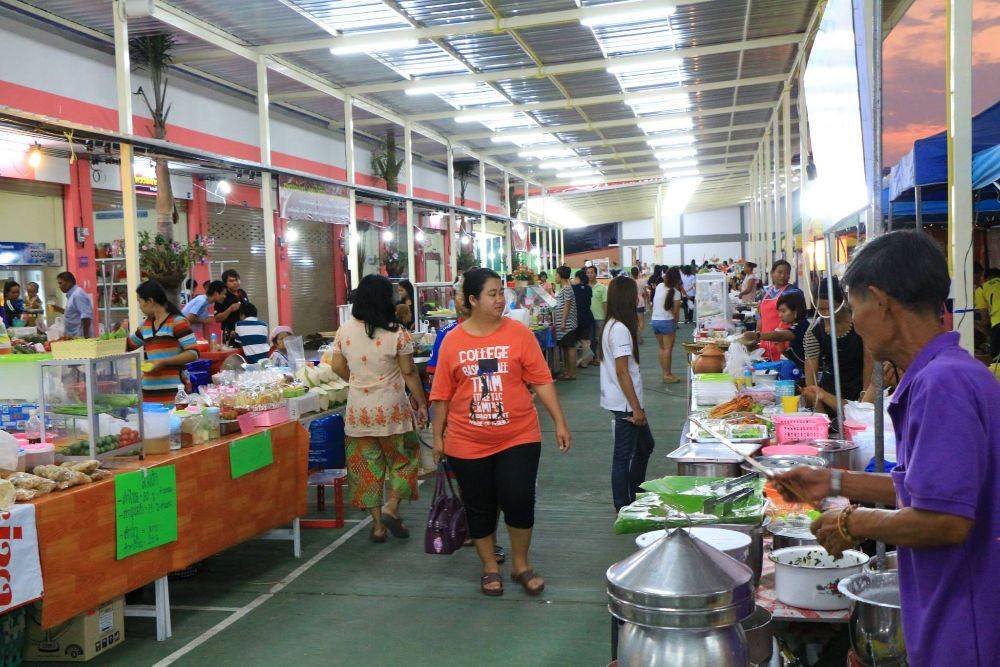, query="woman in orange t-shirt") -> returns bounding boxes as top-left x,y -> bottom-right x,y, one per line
430,268 -> 572,597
